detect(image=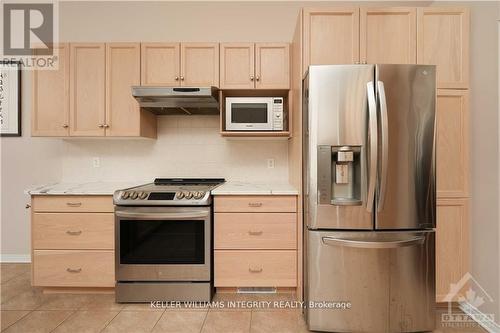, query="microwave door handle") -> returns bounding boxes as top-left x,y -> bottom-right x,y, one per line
115,211 -> 209,220
366,81 -> 378,213
322,236 -> 425,249
377,81 -> 389,212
